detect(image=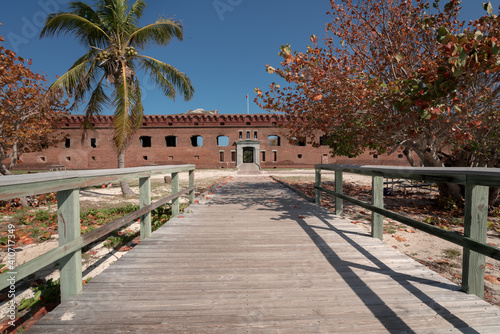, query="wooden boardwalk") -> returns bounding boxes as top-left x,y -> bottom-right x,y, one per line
29,176 -> 500,333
